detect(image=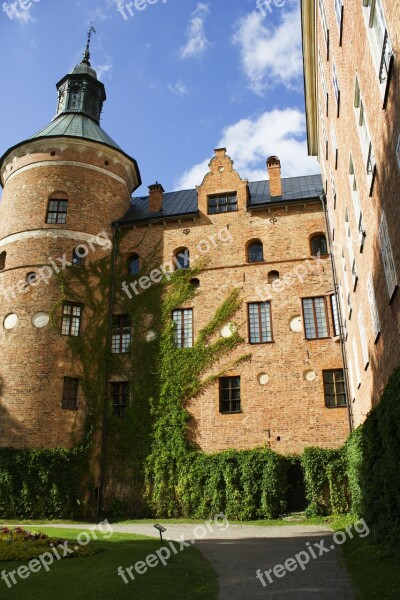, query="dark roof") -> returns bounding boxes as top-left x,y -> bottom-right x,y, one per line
119,174 -> 323,224
30,113 -> 121,150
